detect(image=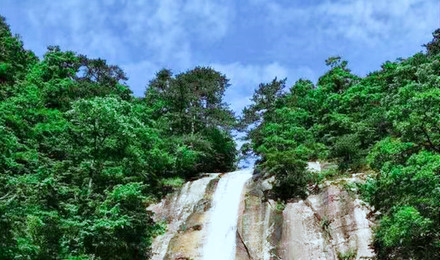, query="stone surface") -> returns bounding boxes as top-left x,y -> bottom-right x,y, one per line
236,163 -> 375,260
149,163 -> 376,260
148,174 -> 219,260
